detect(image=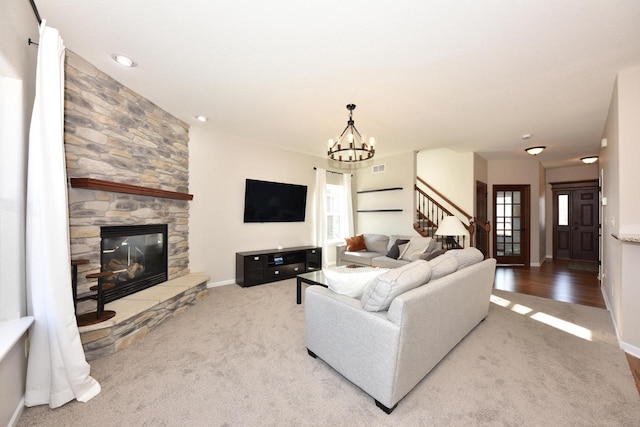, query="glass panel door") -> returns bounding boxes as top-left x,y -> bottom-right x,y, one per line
493,185 -> 529,265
